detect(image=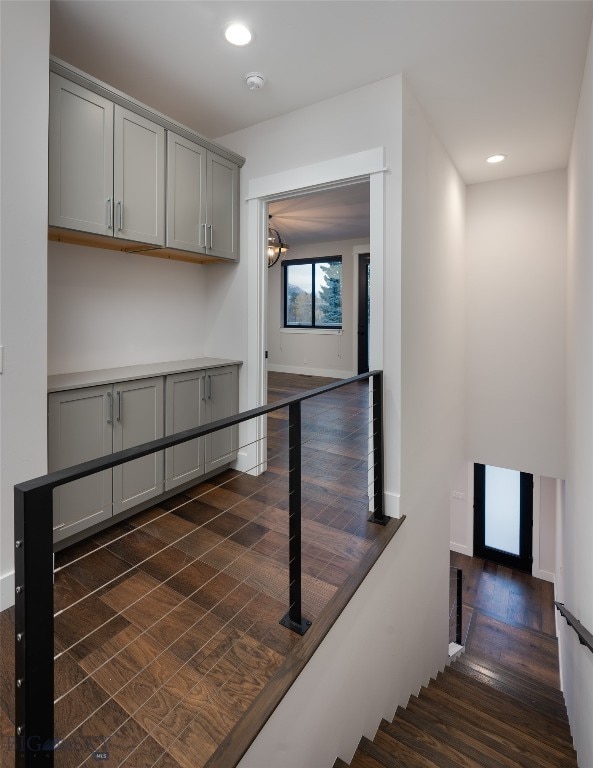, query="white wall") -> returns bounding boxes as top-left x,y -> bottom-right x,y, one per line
400,81 -> 466,663
0,0 -> 51,609
560,16 -> 593,767
466,170 -> 567,480
213,74 -> 466,768
48,242 -> 210,374
267,238 -> 369,378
